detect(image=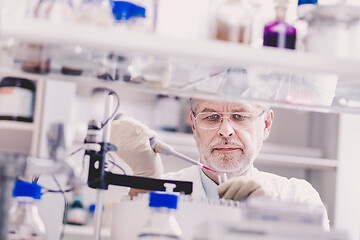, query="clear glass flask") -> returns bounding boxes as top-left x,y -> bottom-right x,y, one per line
138,185 -> 182,239
8,180 -> 46,240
